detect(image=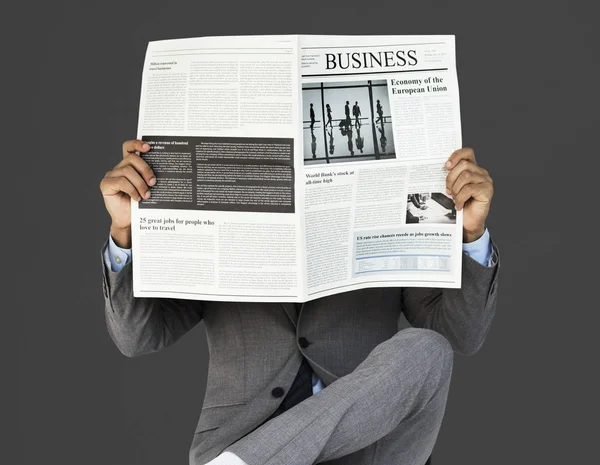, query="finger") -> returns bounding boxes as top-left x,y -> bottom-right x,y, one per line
100,176 -> 142,202
107,165 -> 152,199
116,153 -> 156,186
445,159 -> 483,193
453,182 -> 492,210
445,147 -> 476,170
453,184 -> 476,211
449,170 -> 491,197
122,139 -> 151,158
